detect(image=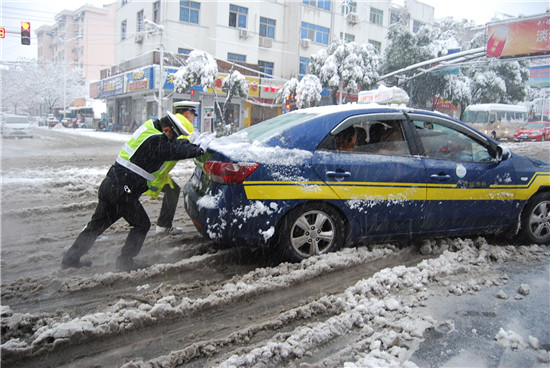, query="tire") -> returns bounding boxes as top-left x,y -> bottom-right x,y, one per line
519,192 -> 550,244
278,202 -> 346,262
